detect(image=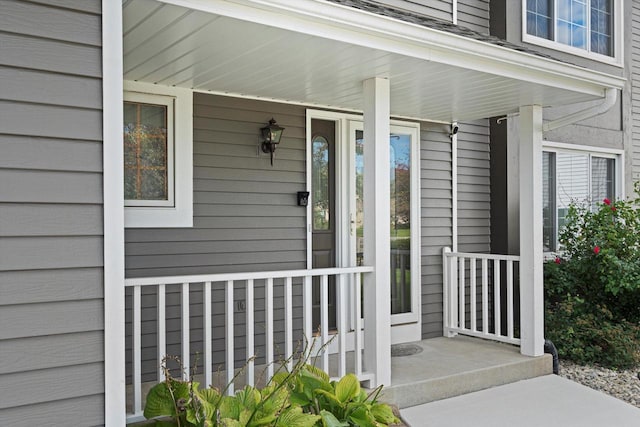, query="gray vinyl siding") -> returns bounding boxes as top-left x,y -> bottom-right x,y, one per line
125,93 -> 307,276
457,0 -> 489,33
0,1 -> 104,425
457,120 -> 491,254
125,94 -> 307,382
420,122 -> 453,338
364,0 -> 453,22
631,1 -> 640,183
